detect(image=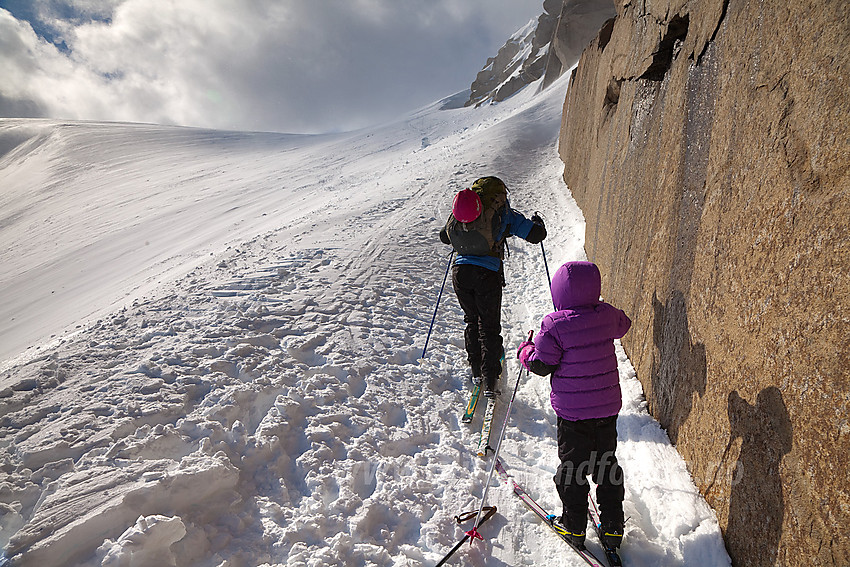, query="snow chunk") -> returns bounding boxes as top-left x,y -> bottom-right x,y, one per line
99,515 -> 186,567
